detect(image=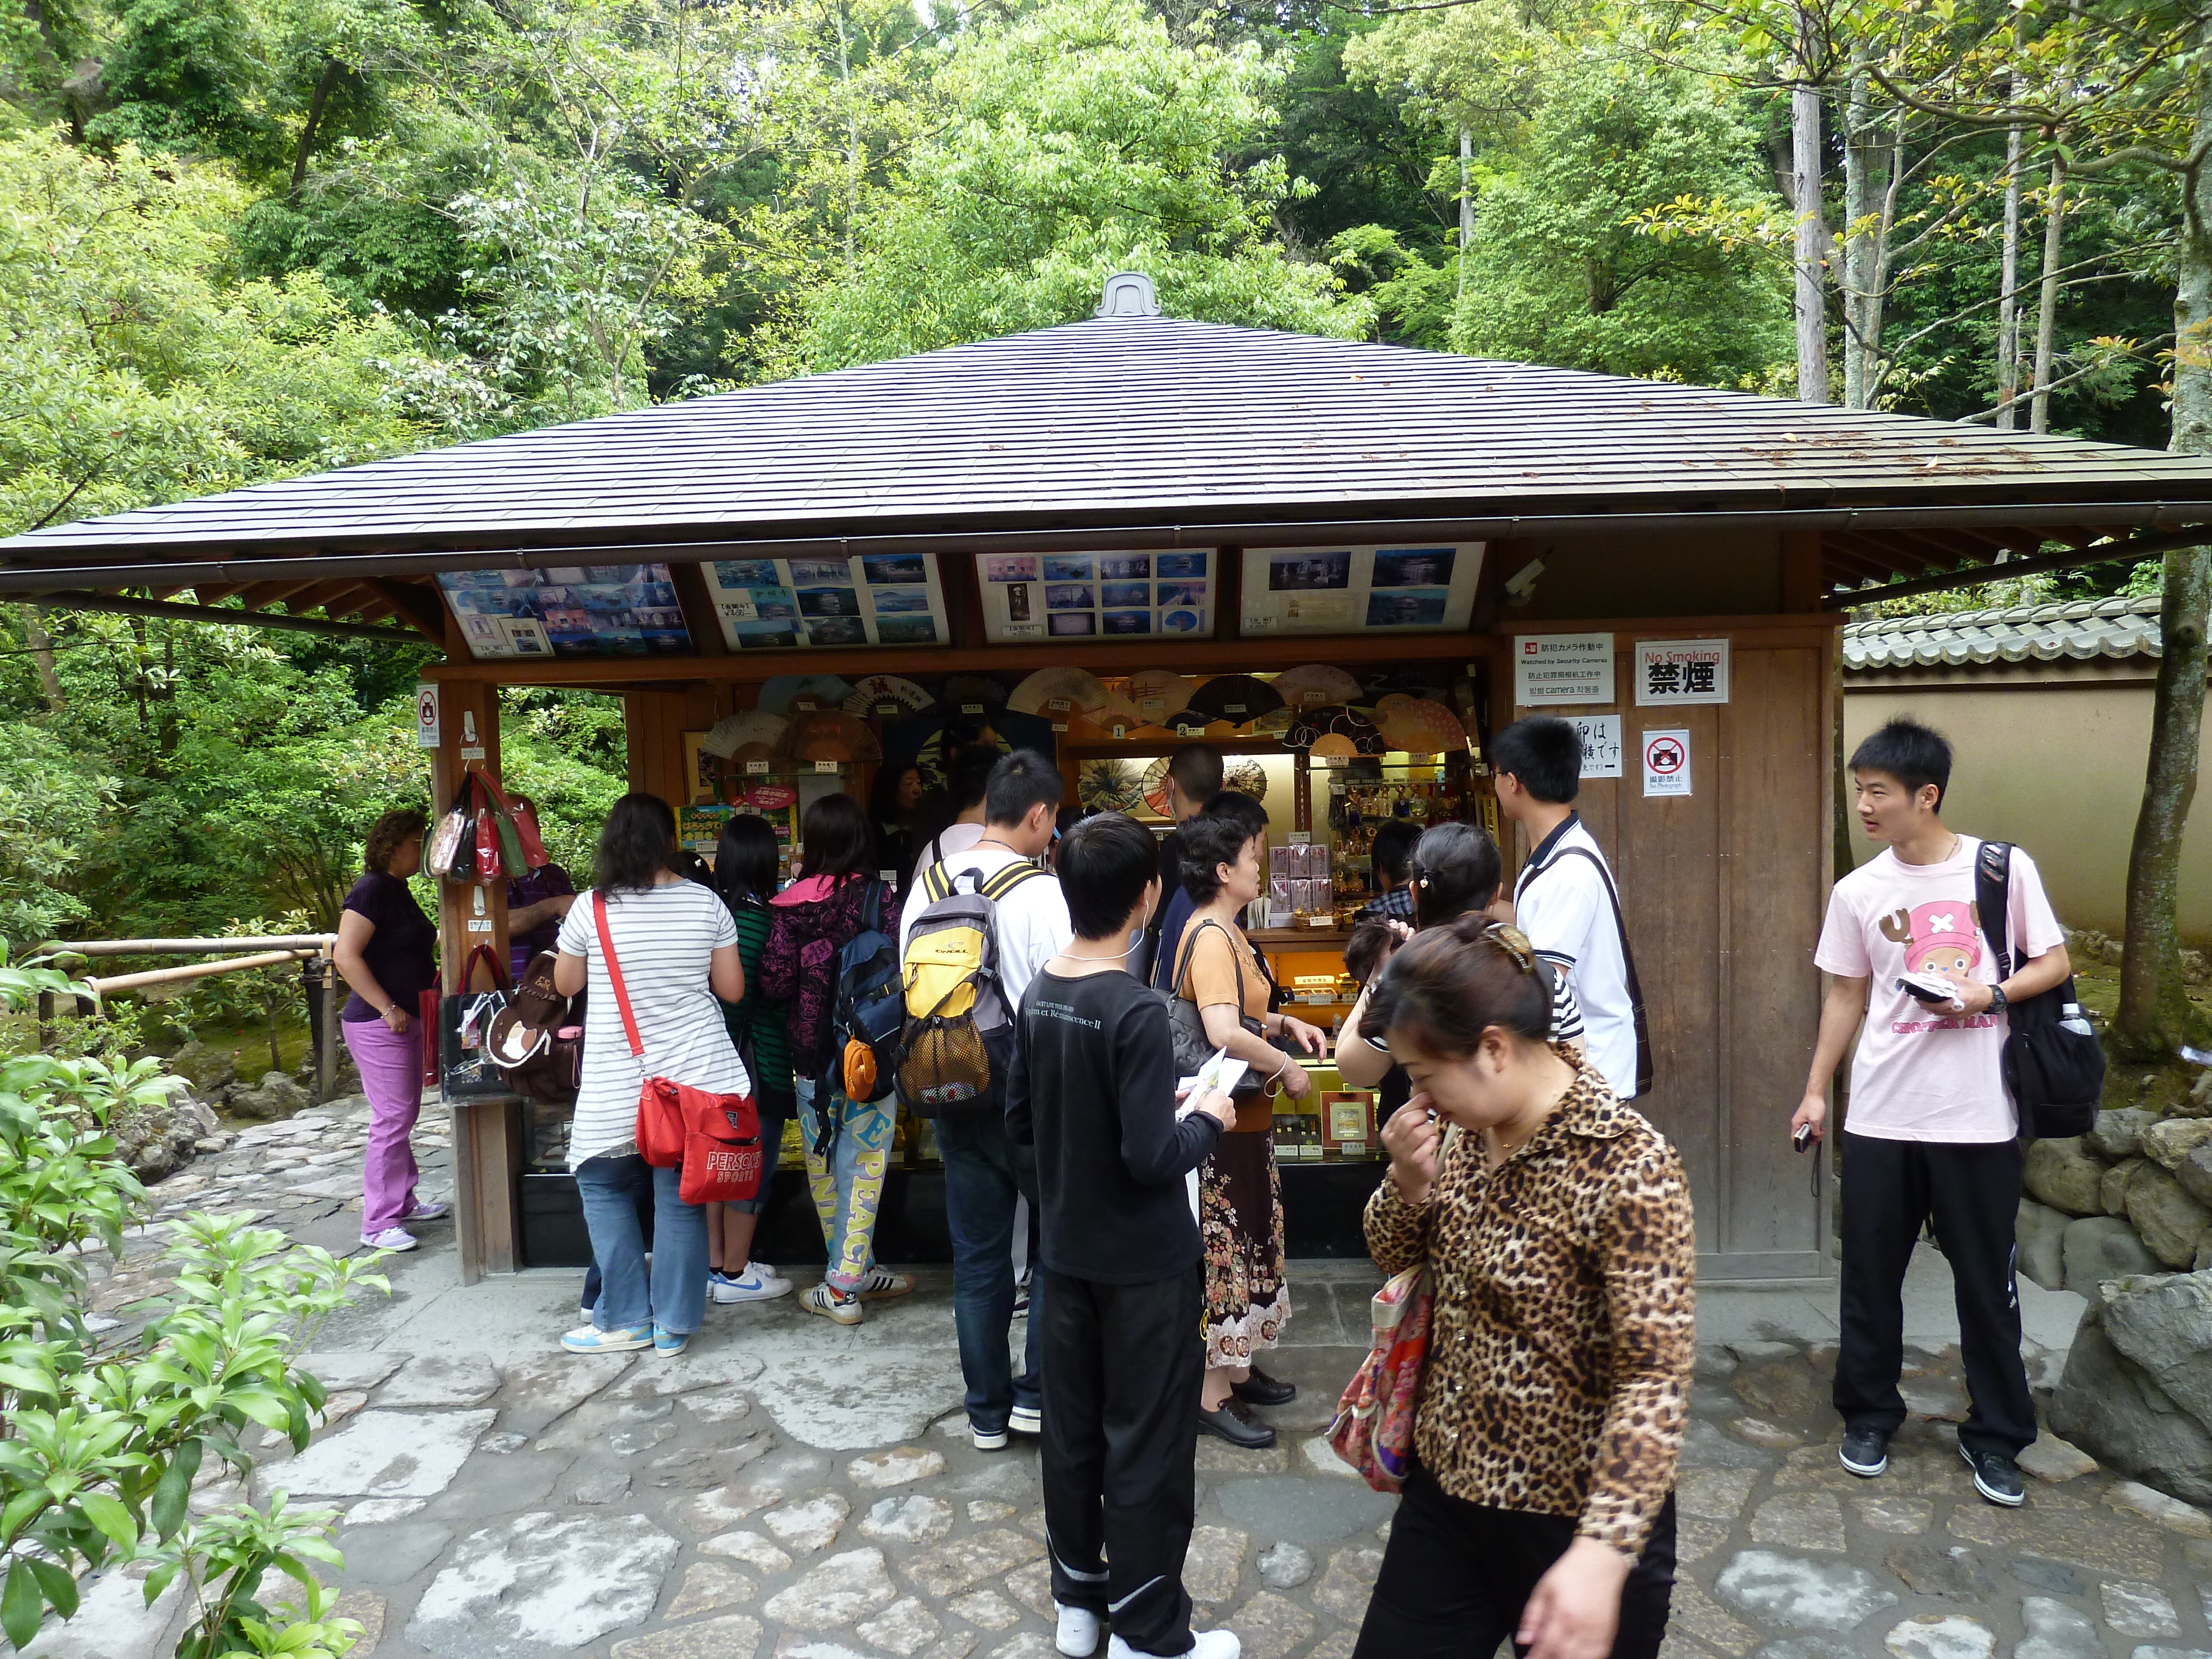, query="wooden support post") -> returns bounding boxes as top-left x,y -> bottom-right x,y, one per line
1783,529 -> 1825,613
319,946 -> 336,1102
